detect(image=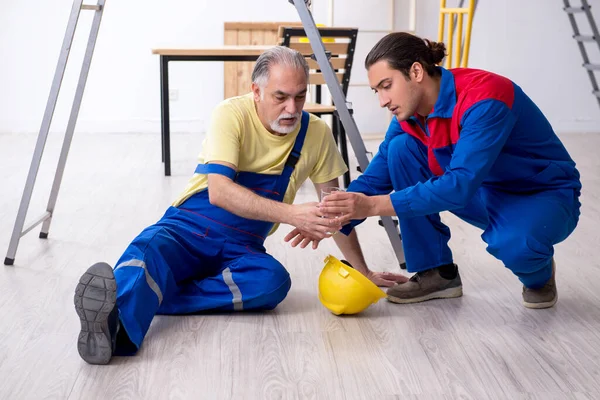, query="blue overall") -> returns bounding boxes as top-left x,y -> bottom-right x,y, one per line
342,67 -> 582,289
112,112 -> 310,353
